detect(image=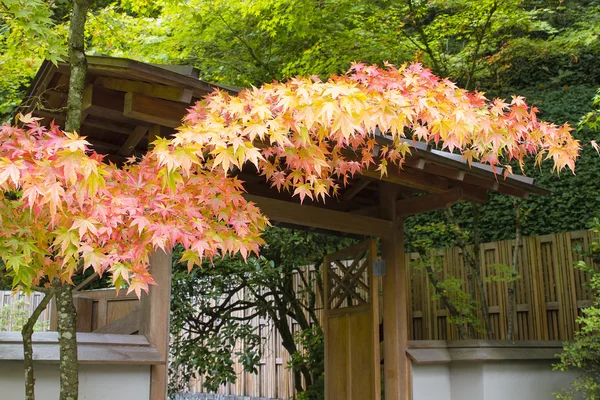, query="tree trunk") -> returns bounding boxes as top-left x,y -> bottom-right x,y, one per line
22,290 -> 54,400
65,0 -> 91,134
58,0 -> 91,397
423,262 -> 469,340
507,199 -> 522,340
464,260 -> 477,339
55,285 -> 79,400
